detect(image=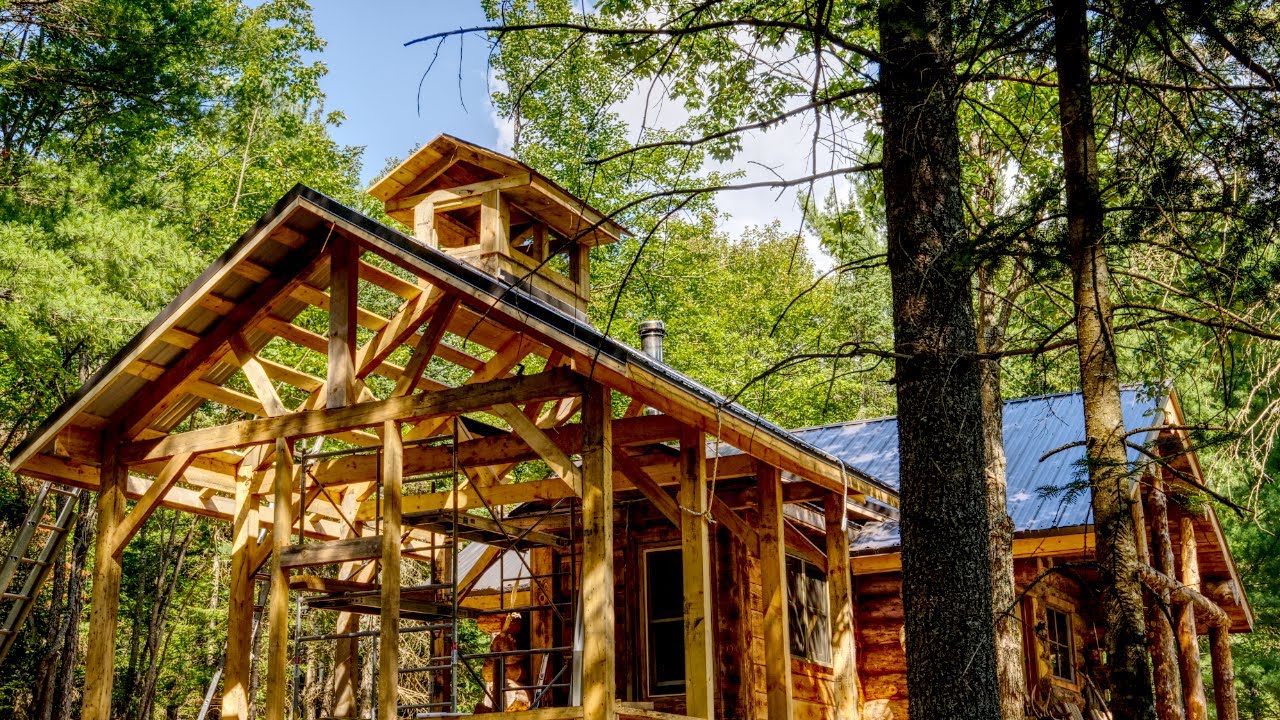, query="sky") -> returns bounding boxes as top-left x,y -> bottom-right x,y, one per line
310,2 -> 846,261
